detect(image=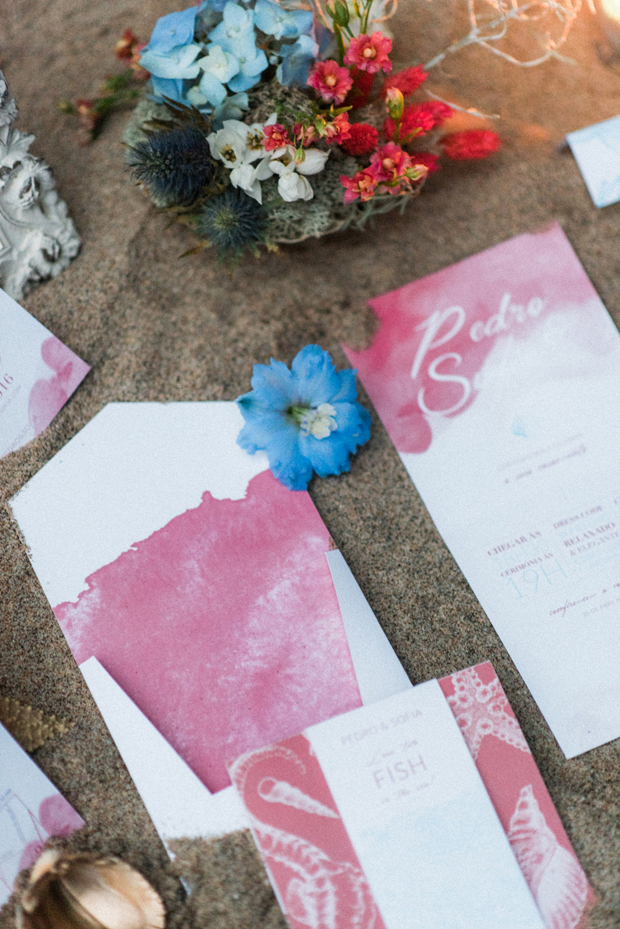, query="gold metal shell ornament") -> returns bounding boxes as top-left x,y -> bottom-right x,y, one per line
16,849 -> 166,929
